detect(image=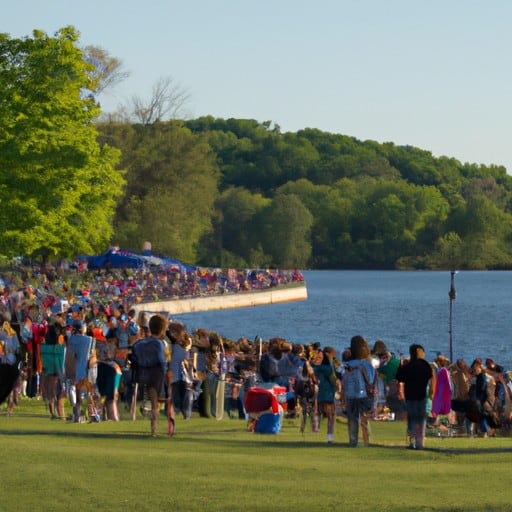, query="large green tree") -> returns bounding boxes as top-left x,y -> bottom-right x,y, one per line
260,193 -> 313,268
213,186 -> 271,266
102,121 -> 219,263
276,178 -> 355,267
0,27 -> 124,261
